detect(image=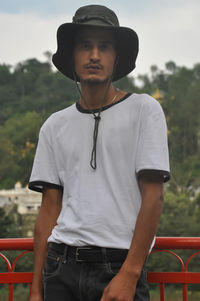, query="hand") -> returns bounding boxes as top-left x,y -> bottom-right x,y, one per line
100,270 -> 137,301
